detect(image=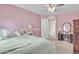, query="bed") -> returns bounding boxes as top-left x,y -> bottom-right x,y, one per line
0,34 -> 56,54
